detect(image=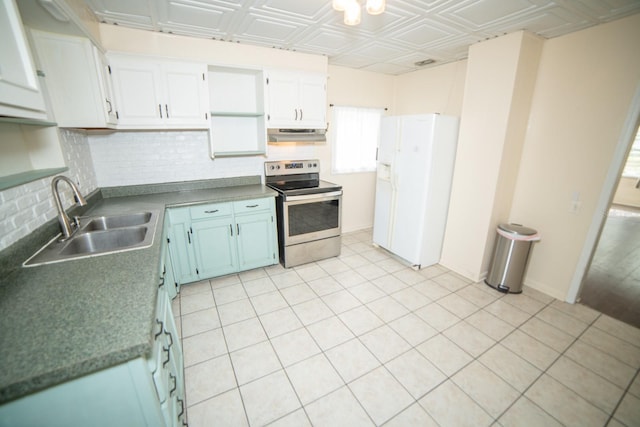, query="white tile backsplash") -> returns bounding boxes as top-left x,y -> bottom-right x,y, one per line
0,130 -> 97,251
87,130 -> 317,187
88,131 -> 262,187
